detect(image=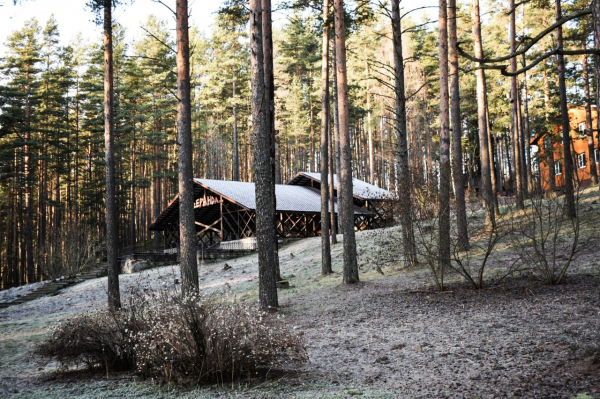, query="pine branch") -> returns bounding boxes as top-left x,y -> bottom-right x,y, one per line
463,48 -> 600,76
457,9 -> 591,64
140,26 -> 177,54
